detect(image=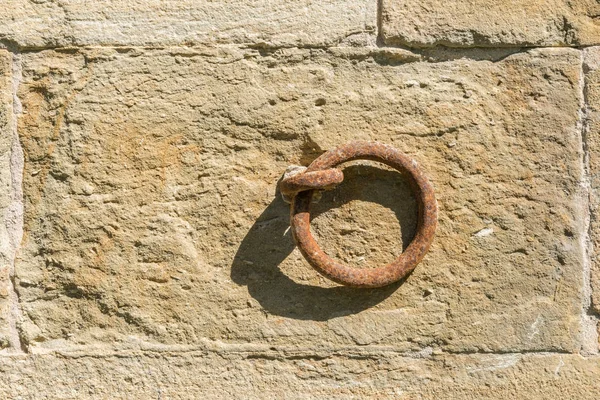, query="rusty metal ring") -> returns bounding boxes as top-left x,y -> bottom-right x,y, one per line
286,141 -> 437,288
